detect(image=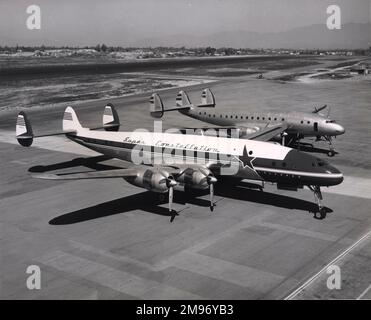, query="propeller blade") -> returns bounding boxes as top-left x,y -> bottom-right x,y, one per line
169,186 -> 174,213
327,106 -> 331,118
209,182 -> 214,212
313,104 -> 327,114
